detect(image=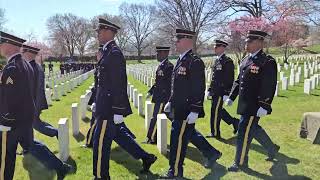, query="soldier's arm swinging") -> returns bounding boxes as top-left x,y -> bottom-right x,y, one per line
0,66 -> 19,127
258,60 -> 277,114
189,59 -> 205,113
109,51 -> 129,116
